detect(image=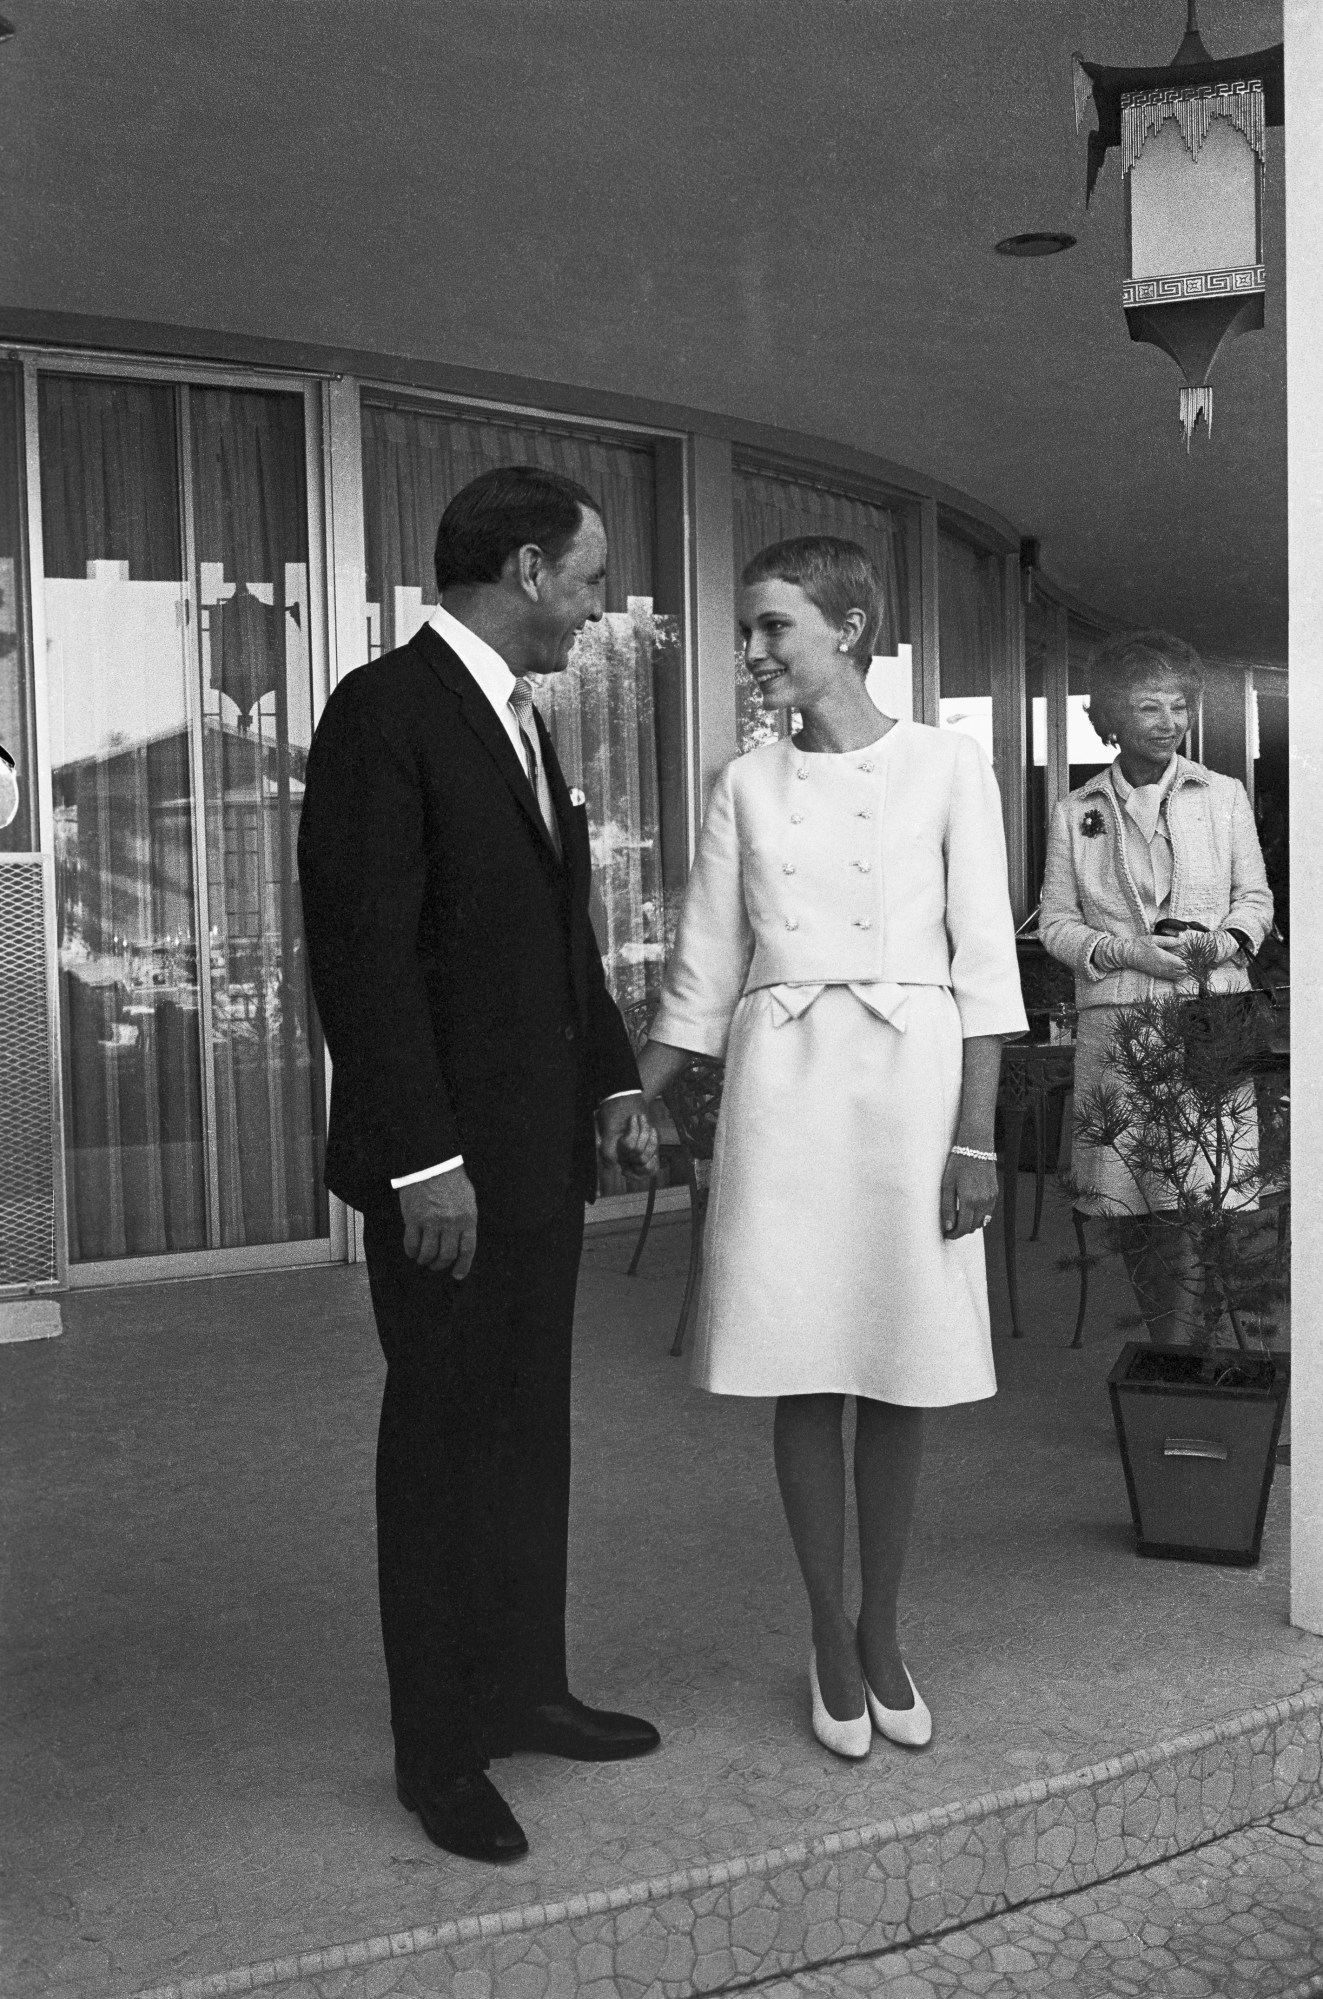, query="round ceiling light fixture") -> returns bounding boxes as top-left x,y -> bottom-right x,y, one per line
995,232 -> 1077,257
0,16 -> 15,40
